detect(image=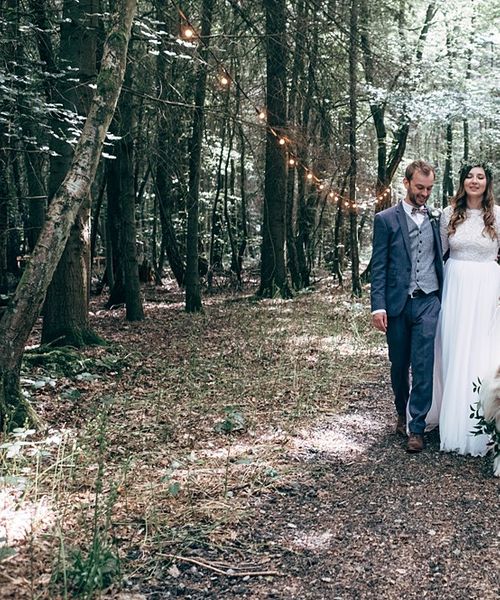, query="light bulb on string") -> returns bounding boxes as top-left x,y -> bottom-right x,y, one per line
182,27 -> 195,40
176,8 -> 345,198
